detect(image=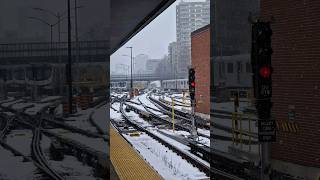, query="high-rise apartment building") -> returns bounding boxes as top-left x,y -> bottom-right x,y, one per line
176,0 -> 210,77
168,42 -> 177,79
